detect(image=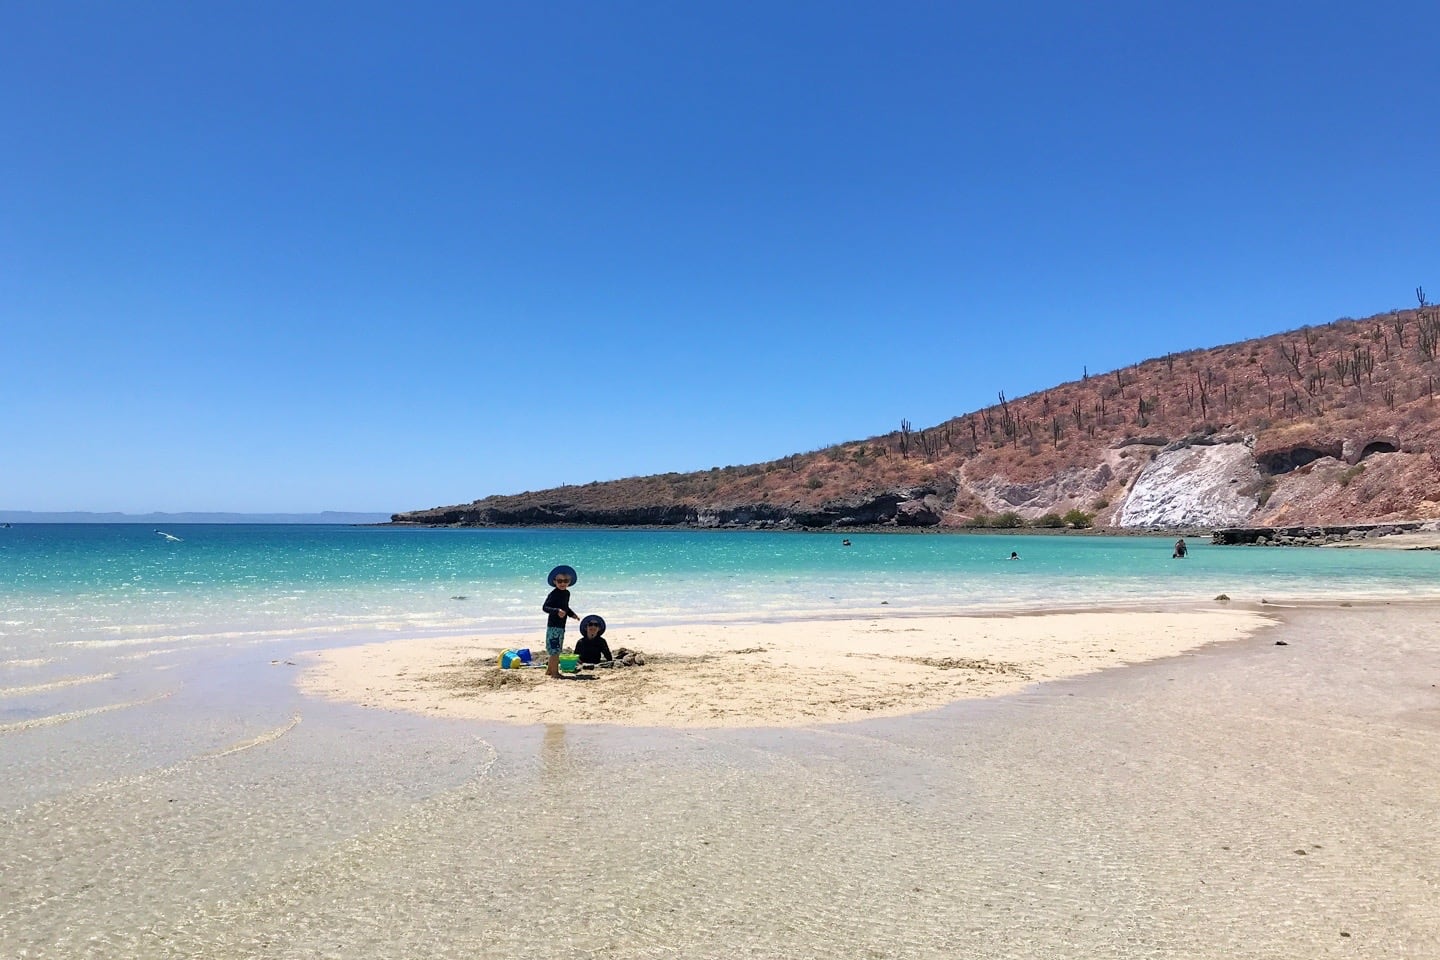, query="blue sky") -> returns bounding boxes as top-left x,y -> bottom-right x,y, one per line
3,2 -> 1437,513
